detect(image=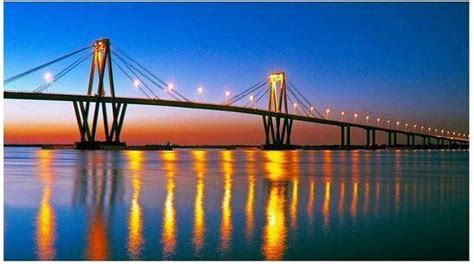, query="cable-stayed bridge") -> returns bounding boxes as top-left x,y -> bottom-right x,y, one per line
4,38 -> 469,150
